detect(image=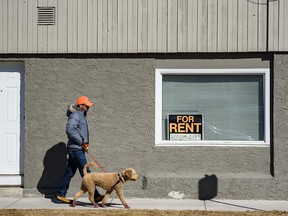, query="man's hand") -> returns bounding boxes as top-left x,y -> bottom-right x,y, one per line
82,143 -> 89,152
